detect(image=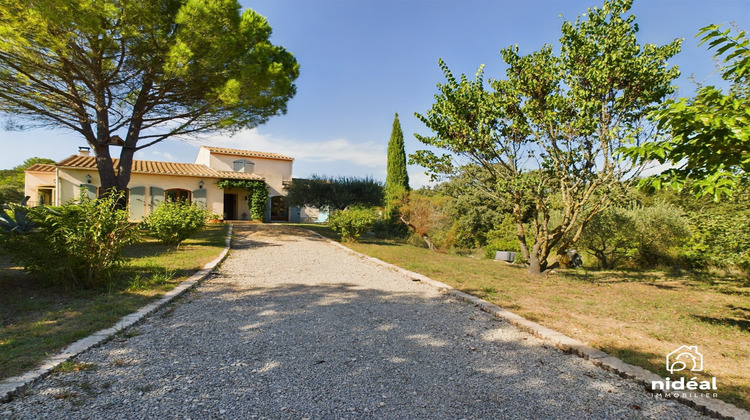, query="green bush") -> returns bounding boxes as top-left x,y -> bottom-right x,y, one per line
145,200 -> 209,246
578,206 -> 637,269
328,206 -> 378,242
2,191 -> 138,288
680,206 -> 750,270
579,202 -> 689,269
484,214 -> 521,259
